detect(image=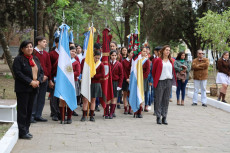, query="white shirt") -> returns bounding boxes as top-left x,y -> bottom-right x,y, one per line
159,60 -> 173,80
34,47 -> 43,54
77,54 -> 84,64
110,60 -> 116,65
